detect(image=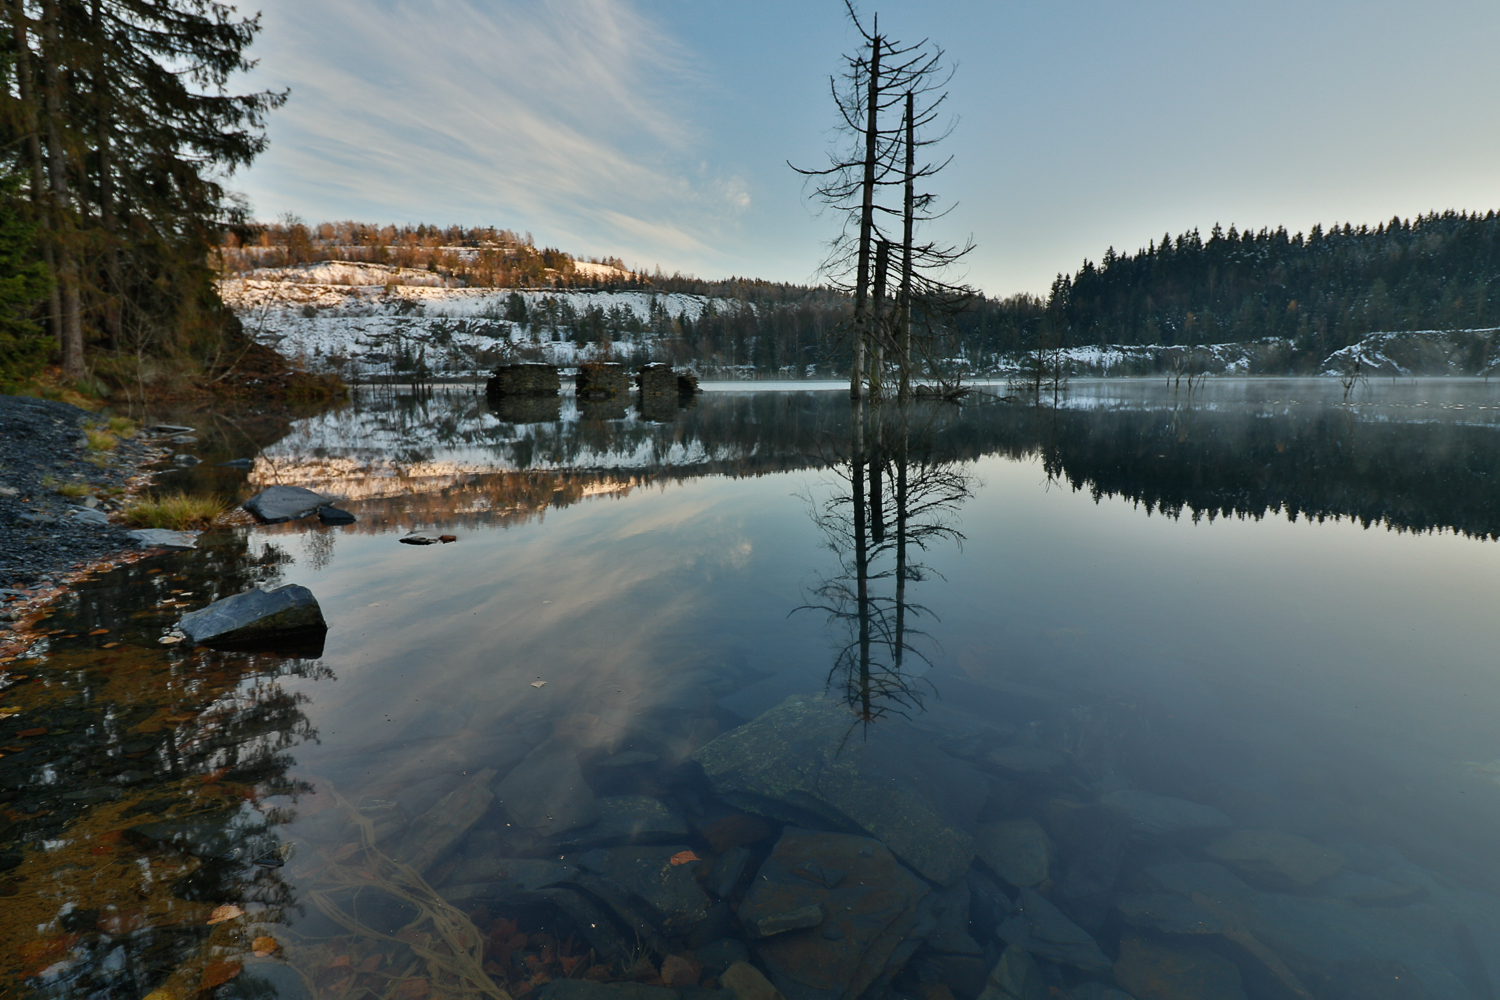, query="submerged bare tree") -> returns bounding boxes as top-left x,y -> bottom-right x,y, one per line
793,3 -> 974,400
